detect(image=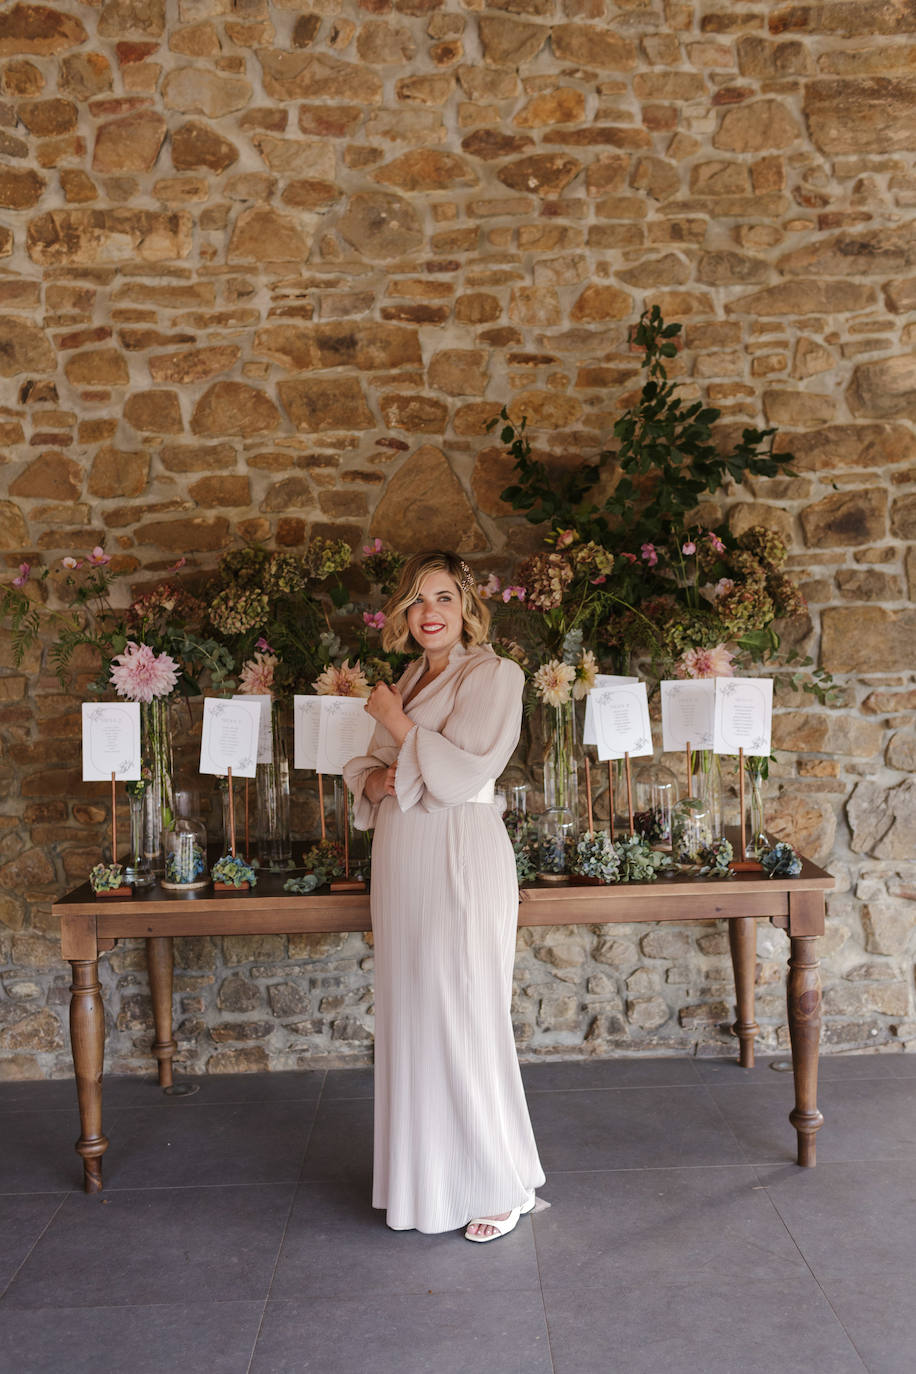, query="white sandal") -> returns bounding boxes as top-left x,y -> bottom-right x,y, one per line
464,1194 -> 536,1243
